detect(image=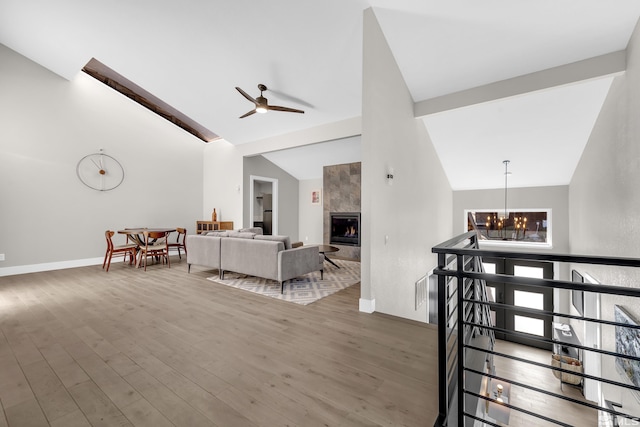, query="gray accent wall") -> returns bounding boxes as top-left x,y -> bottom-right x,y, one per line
243,155 -> 299,240
323,162 -> 361,261
569,18 -> 640,414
